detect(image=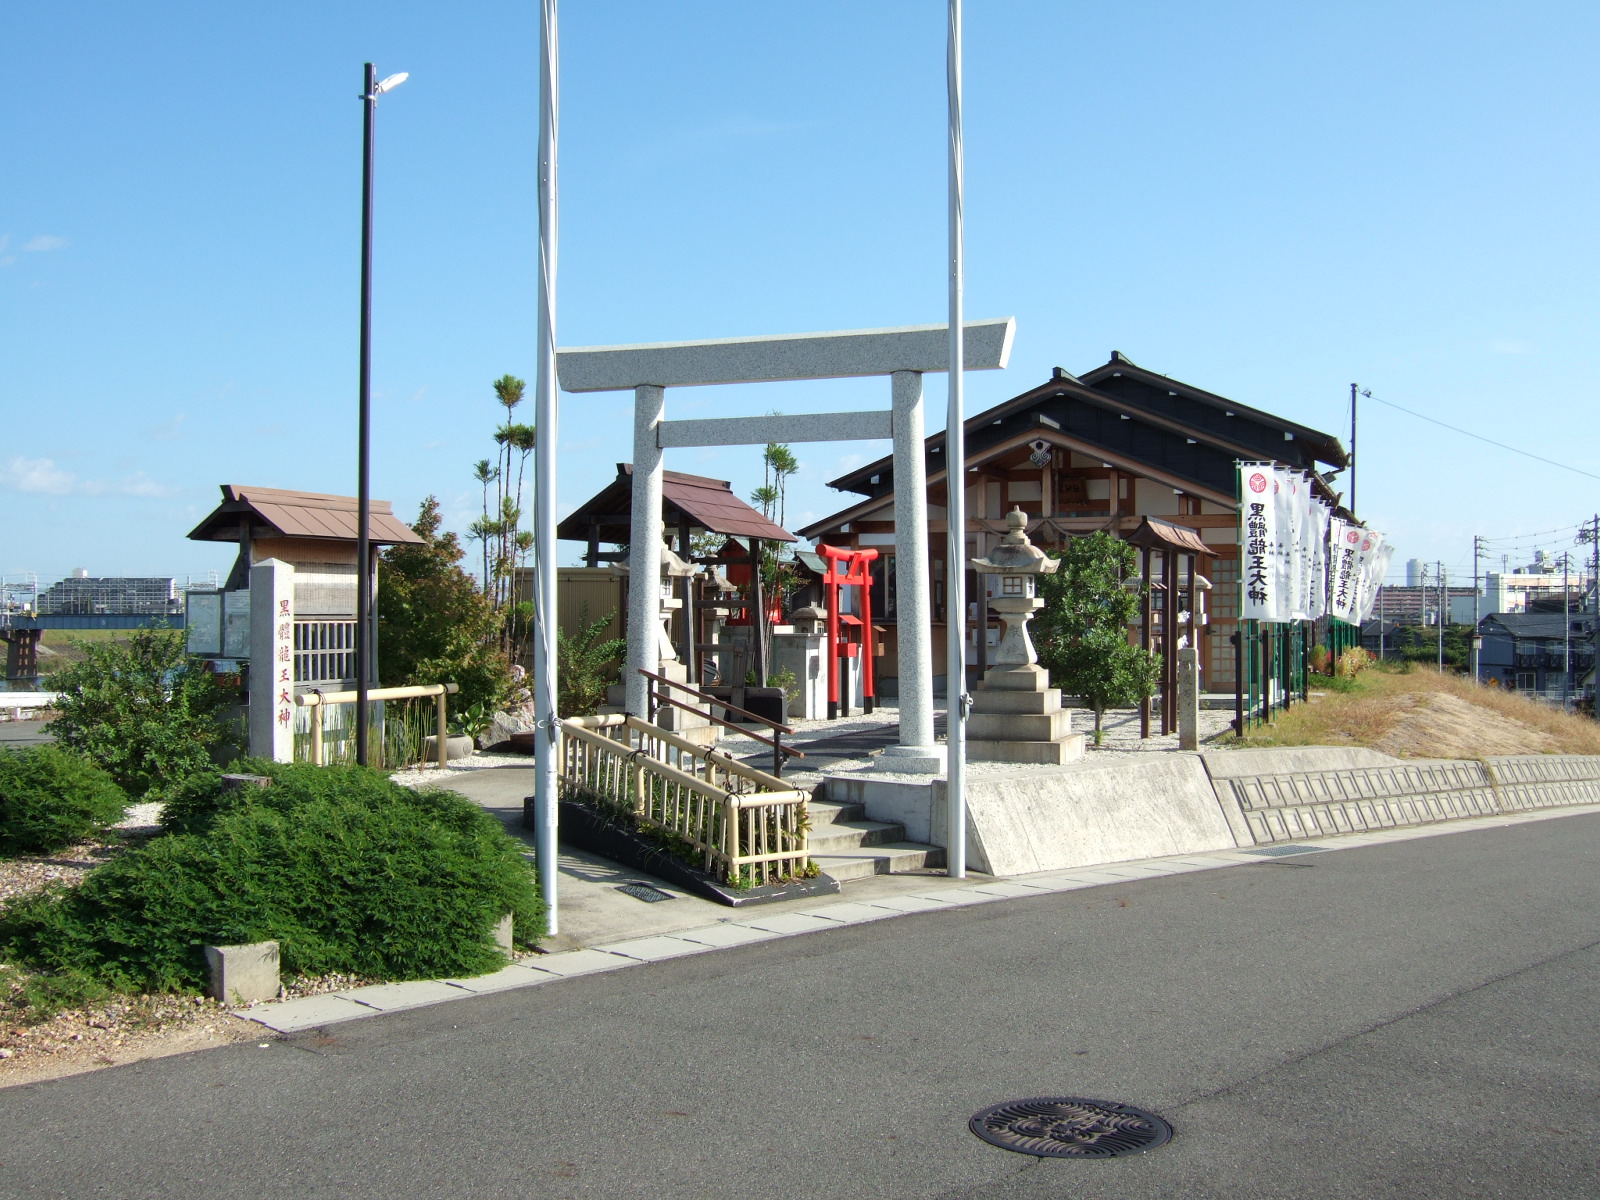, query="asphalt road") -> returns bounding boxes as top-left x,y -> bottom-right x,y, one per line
2,813 -> 1597,1200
